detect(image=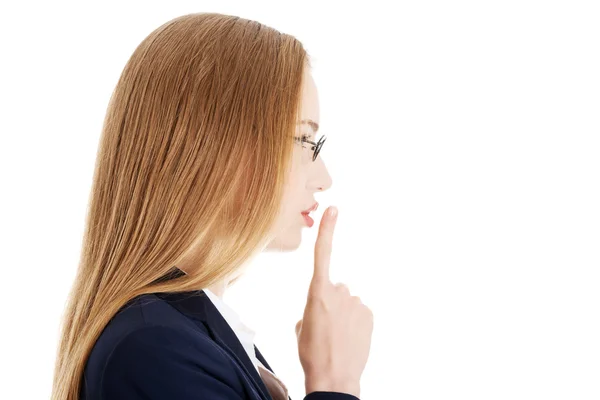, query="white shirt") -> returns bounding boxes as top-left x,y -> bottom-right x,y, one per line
202,288 -> 263,374
202,288 -> 290,400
